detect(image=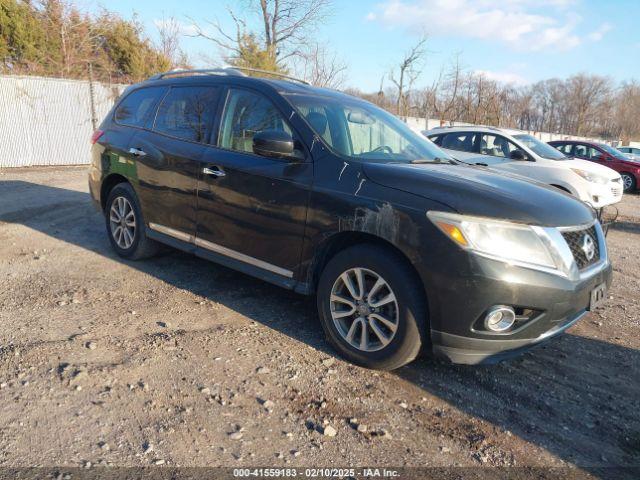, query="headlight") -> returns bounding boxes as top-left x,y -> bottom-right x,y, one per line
427,211 -> 557,269
571,168 -> 609,185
